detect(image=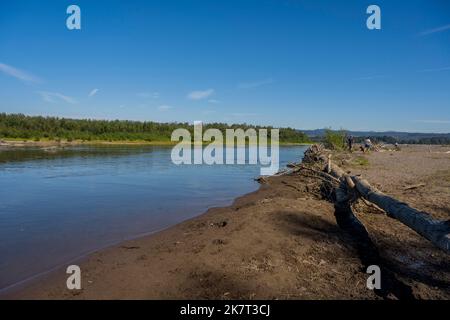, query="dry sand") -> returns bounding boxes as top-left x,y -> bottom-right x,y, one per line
3,145 -> 449,300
